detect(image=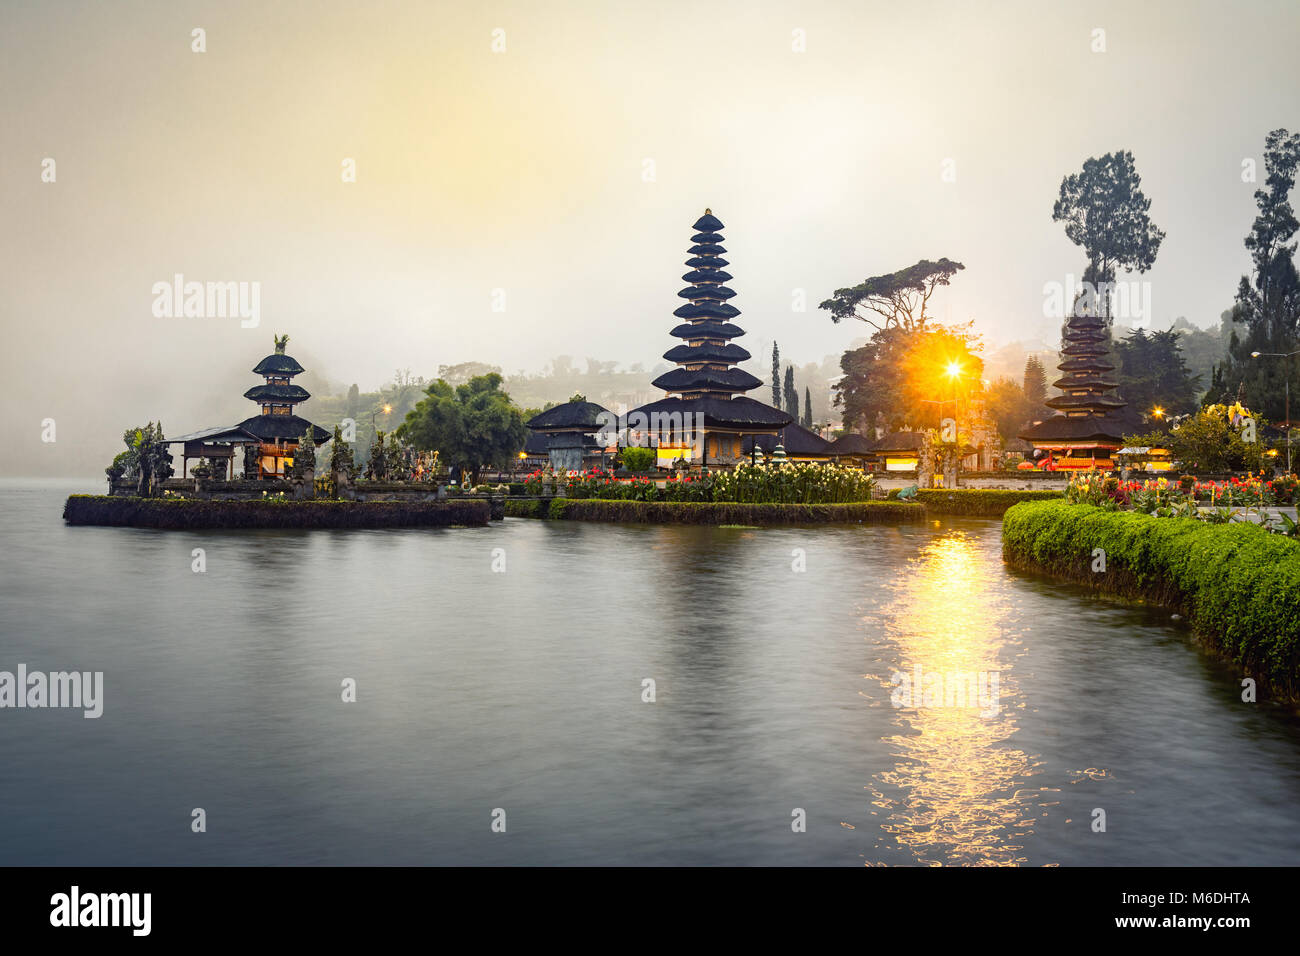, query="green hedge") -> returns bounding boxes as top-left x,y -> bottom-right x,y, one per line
916,489 -> 1064,516
1003,500 -> 1300,694
63,495 -> 489,529
505,498 -> 922,524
